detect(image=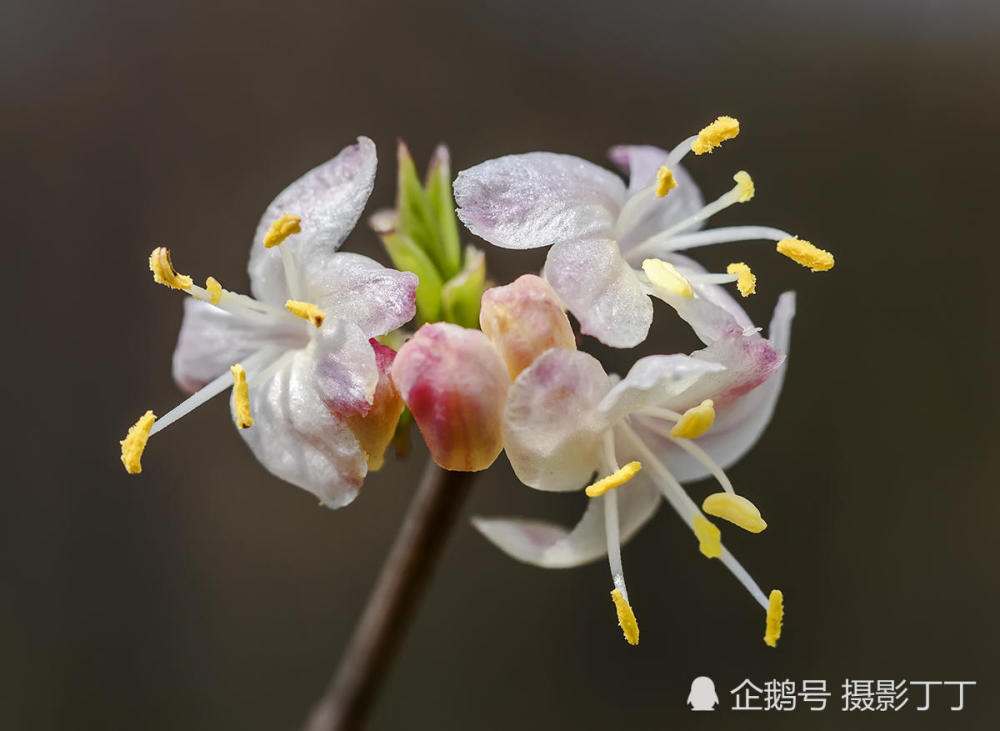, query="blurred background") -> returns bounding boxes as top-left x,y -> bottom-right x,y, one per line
3,0 -> 999,728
